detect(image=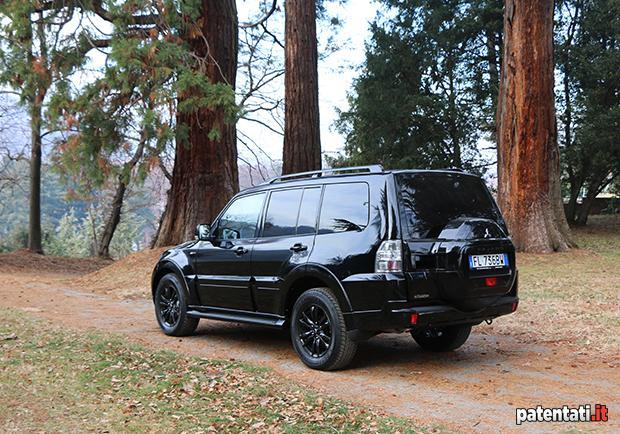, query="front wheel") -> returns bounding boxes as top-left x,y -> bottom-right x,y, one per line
290,288 -> 357,371
411,324 -> 472,352
154,274 -> 199,336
